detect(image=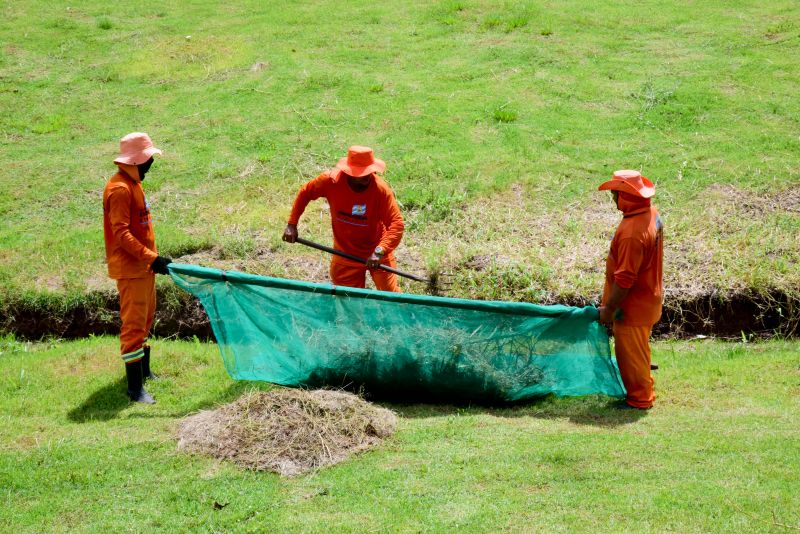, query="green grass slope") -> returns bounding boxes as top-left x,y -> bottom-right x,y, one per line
1,1 -> 799,300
